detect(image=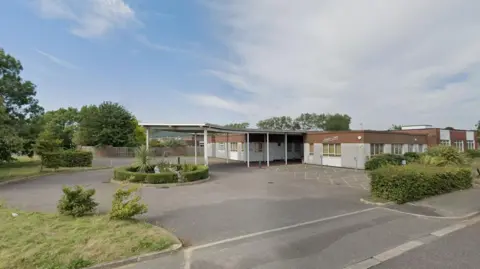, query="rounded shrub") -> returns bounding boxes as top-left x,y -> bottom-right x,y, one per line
57,185 -> 98,217
110,186 -> 148,220
422,145 -> 471,166
365,154 -> 405,170
113,165 -> 209,184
